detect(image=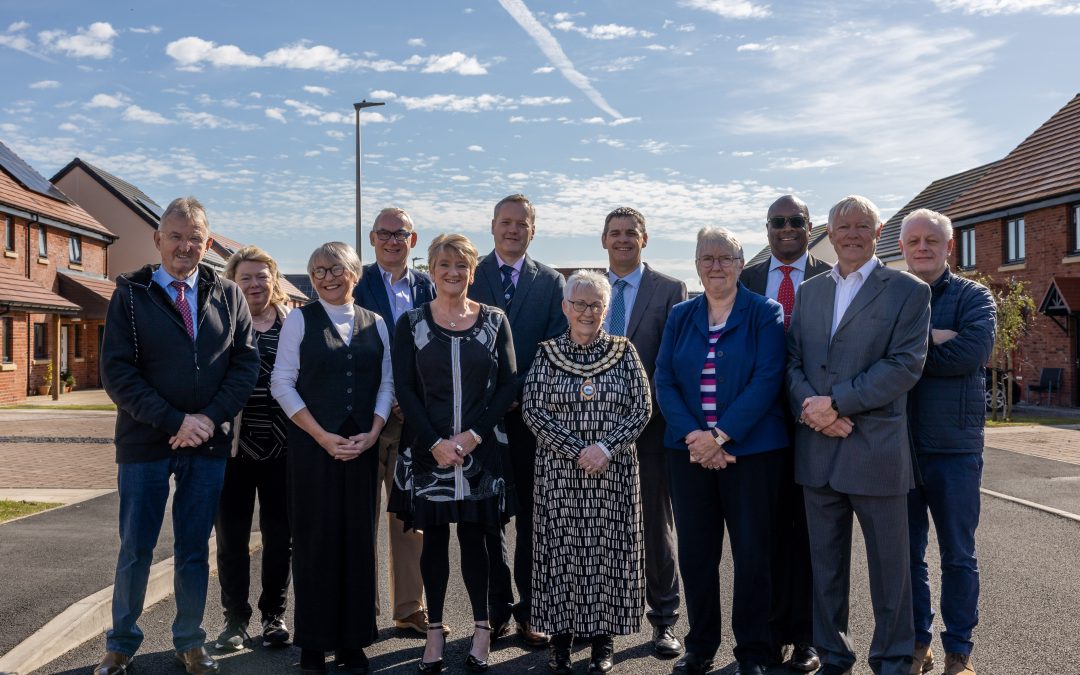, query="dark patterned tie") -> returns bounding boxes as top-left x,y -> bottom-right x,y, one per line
608,279 -> 628,336
500,264 -> 515,308
170,280 -> 195,340
778,266 -> 795,331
